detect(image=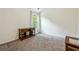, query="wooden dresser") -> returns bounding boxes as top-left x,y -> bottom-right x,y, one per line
19,28 -> 35,40
65,36 -> 79,51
